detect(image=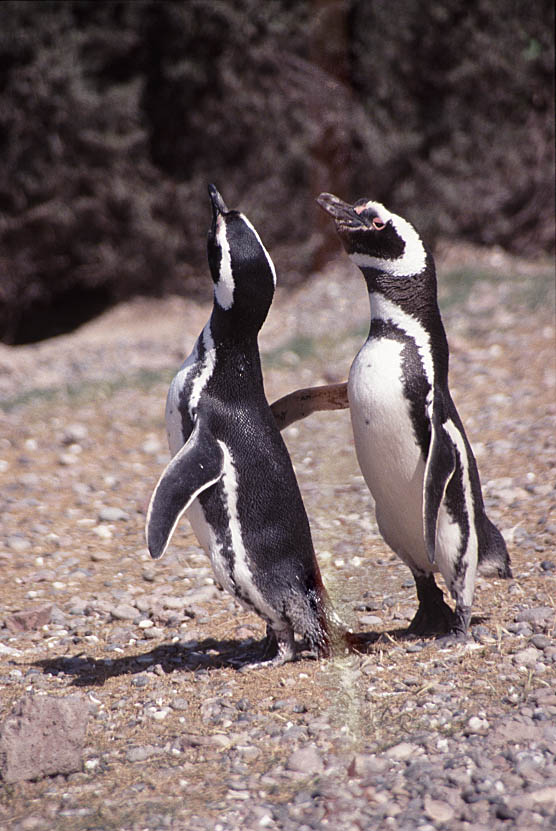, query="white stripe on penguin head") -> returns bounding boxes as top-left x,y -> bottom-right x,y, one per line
214,215 -> 235,310
350,202 -> 427,278
241,214 -> 277,287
